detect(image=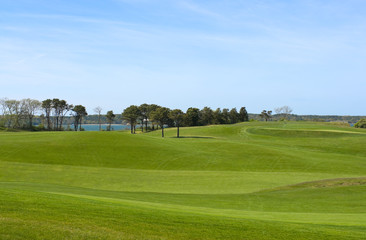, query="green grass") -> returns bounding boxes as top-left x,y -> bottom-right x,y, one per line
1,121 -> 366,239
